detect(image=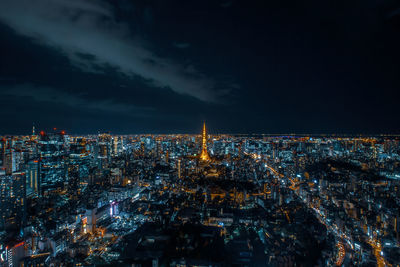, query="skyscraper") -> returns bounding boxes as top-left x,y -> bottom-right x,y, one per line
26,160 -> 39,196
39,131 -> 66,194
97,133 -> 111,169
0,172 -> 26,230
4,148 -> 13,175
200,122 -> 210,161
